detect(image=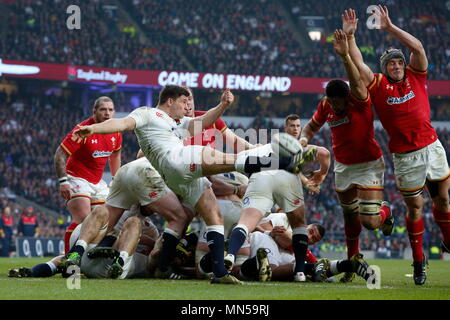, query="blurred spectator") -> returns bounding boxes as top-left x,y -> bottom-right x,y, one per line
17,206 -> 39,237
0,206 -> 13,256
